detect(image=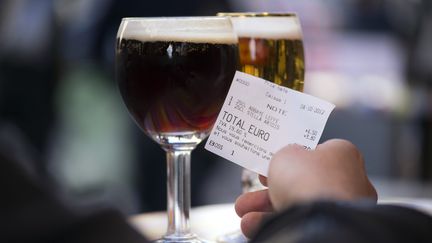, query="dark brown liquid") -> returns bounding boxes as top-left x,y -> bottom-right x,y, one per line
116,39 -> 238,136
